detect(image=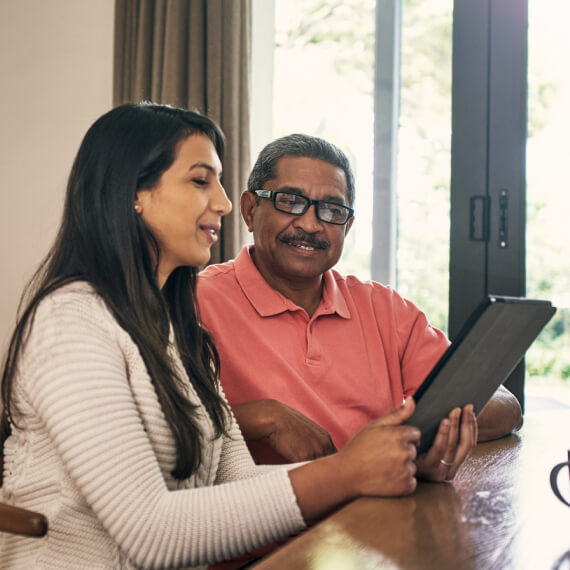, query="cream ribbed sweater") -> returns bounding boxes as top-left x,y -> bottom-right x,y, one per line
0,283 -> 305,569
